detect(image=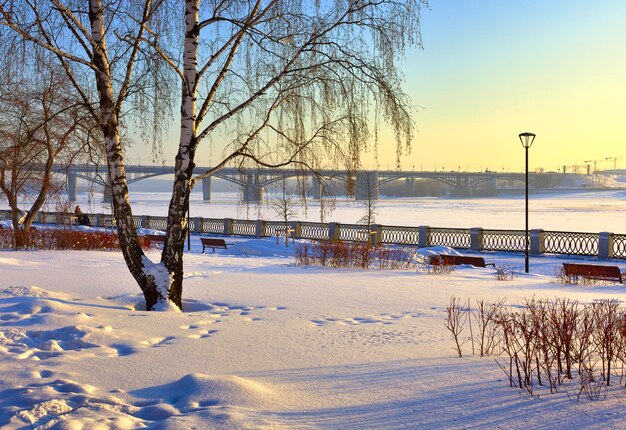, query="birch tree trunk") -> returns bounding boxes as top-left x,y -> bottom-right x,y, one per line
88,0 -> 168,310
161,0 -> 200,309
